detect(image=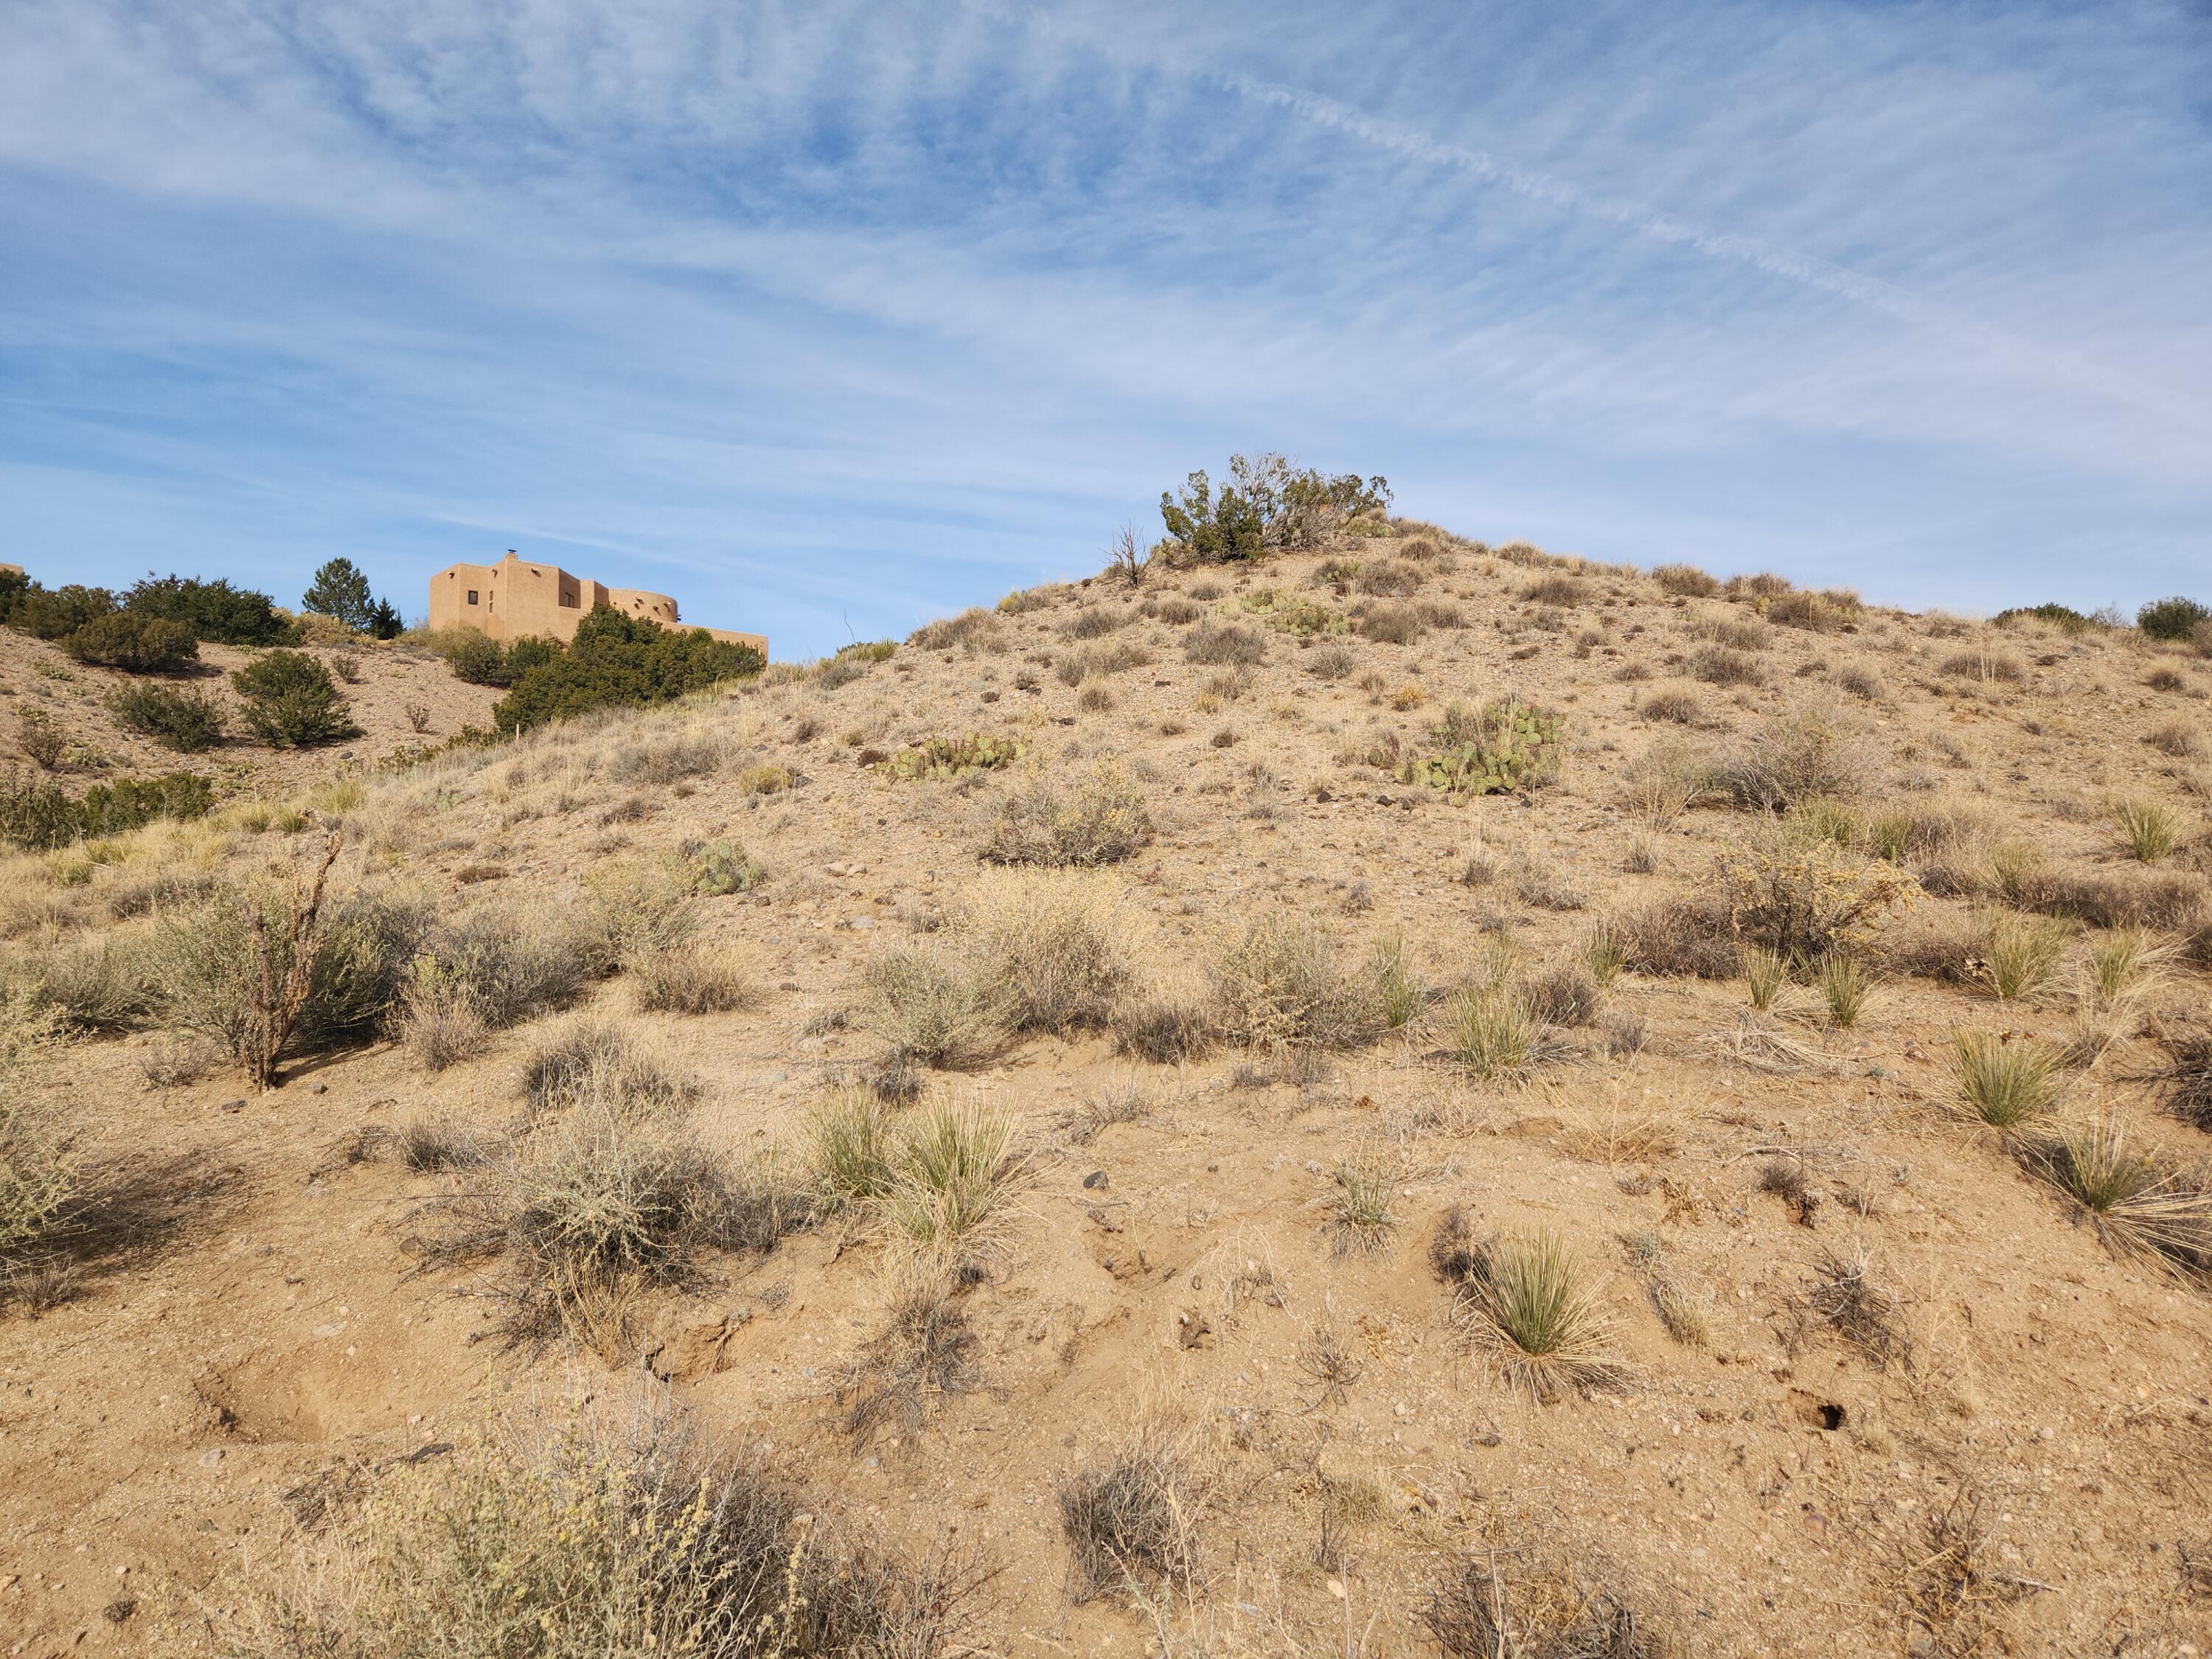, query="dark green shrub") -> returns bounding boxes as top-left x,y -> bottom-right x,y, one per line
63,612 -> 198,673
10,584 -> 117,640
0,568 -> 28,619
1993,602 -> 2097,634
123,574 -> 293,645
232,651 -> 358,747
108,684 -> 226,751
0,771 -> 215,850
445,631 -> 512,686
2138,597 -> 2211,642
492,608 -> 762,734
1158,454 -> 1390,563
